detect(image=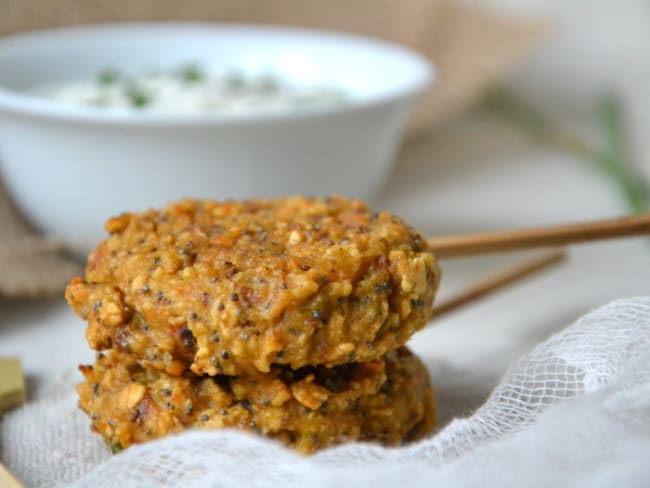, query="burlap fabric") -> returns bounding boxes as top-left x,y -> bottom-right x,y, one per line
0,0 -> 545,297
0,182 -> 81,297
